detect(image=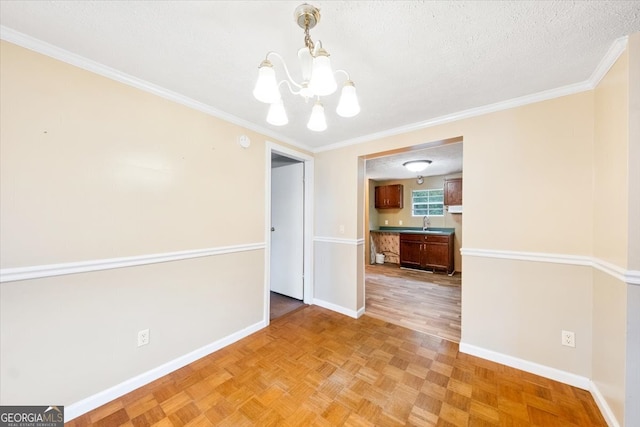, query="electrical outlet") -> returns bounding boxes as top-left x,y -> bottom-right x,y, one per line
384,220 -> 389,225
138,329 -> 150,347
339,224 -> 345,234
399,220 -> 403,225
561,330 -> 575,347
